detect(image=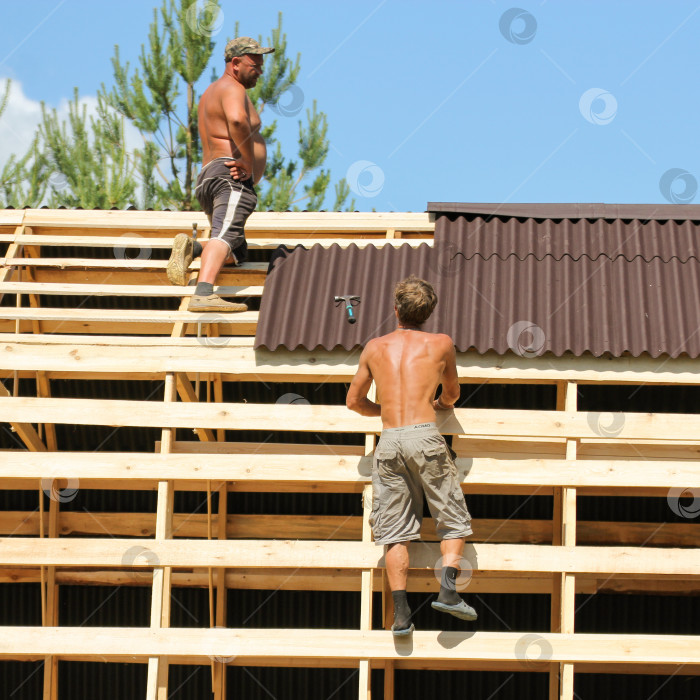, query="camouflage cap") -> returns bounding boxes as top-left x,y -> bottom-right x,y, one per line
224,37 -> 274,61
